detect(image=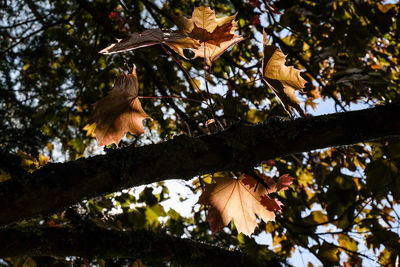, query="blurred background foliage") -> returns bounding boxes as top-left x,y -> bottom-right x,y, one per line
1,0 -> 400,266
